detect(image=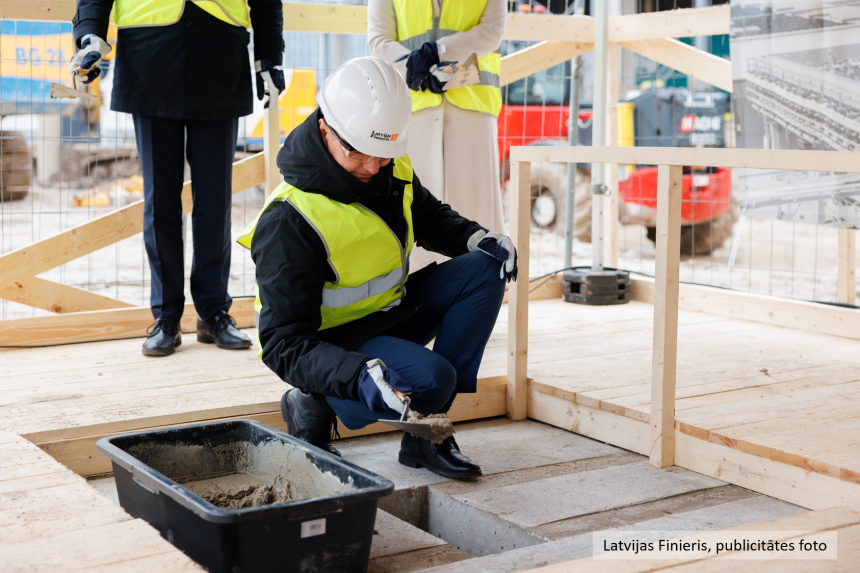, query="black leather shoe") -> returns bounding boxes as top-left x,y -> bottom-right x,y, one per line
197,310 -> 252,350
142,318 -> 181,357
398,433 -> 482,479
281,389 -> 341,457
